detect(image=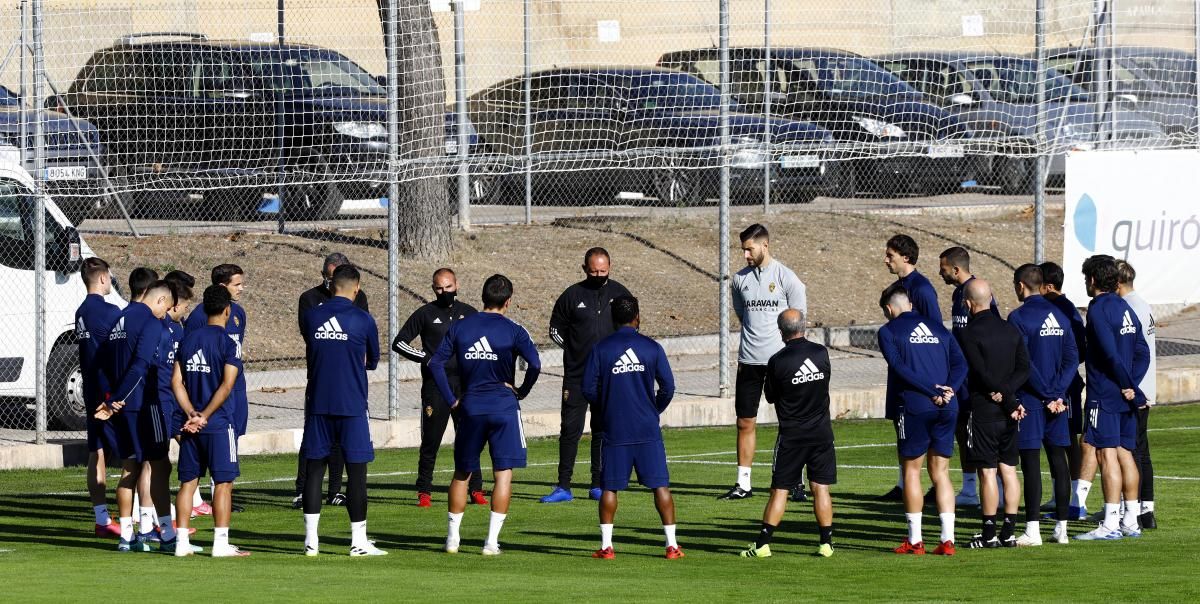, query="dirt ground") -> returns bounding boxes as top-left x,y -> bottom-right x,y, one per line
86,205 -> 1065,368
